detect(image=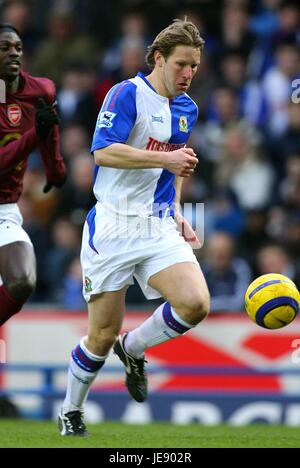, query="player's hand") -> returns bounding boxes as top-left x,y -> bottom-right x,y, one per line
35,98 -> 60,139
175,212 -> 202,249
43,174 -> 67,193
165,148 -> 198,177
